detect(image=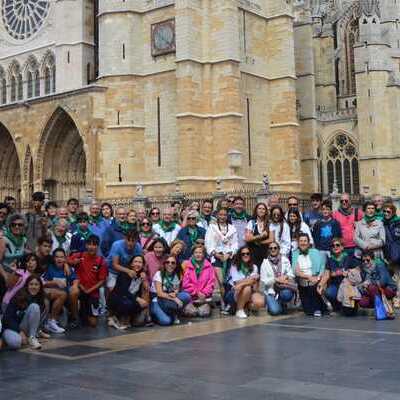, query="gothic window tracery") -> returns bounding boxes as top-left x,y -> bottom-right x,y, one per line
345,18 -> 359,95
324,134 -> 359,194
